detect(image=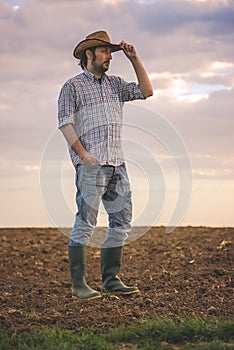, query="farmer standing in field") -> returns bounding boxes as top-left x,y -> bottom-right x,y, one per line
58,30 -> 153,300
